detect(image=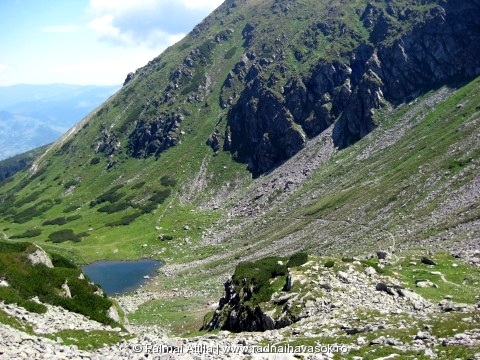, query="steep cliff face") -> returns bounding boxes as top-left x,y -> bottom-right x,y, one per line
221,0 -> 480,172
224,78 -> 306,174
